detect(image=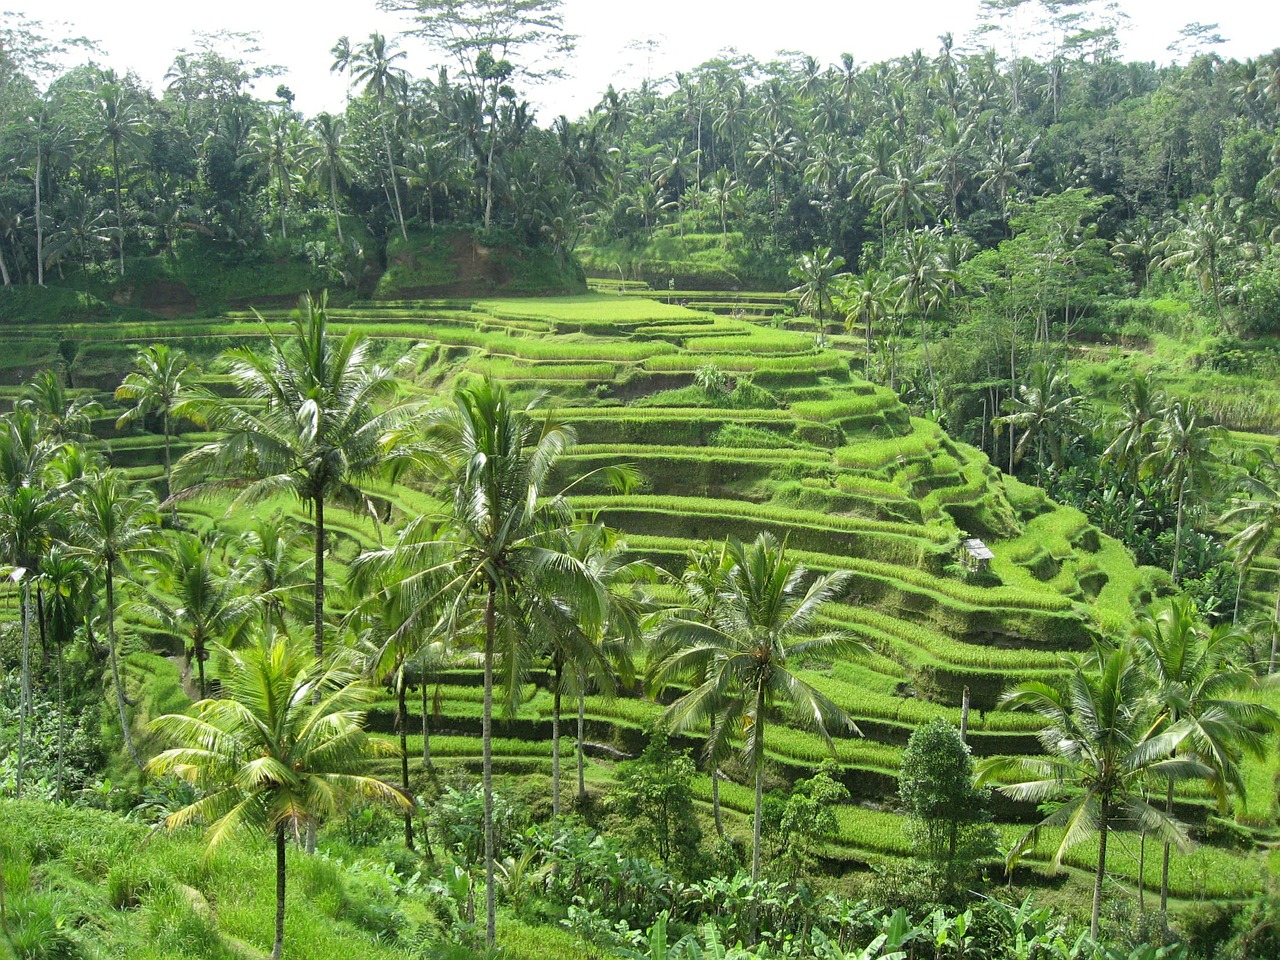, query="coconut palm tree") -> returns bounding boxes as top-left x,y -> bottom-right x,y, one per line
1102,371 -> 1164,485
1131,600 -> 1276,910
1224,445 -> 1280,652
91,78 -> 149,276
19,370 -> 102,446
37,544 -> 91,802
69,470 -> 161,769
834,270 -> 893,363
232,514 -> 313,641
148,639 -> 409,960
652,532 -> 862,882
788,246 -> 849,322
981,642 -> 1208,938
175,291 -> 420,670
1144,399 -> 1221,581
129,530 -> 253,698
992,361 -> 1087,482
303,113 -> 355,244
420,378 -> 597,947
115,344 -> 201,523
